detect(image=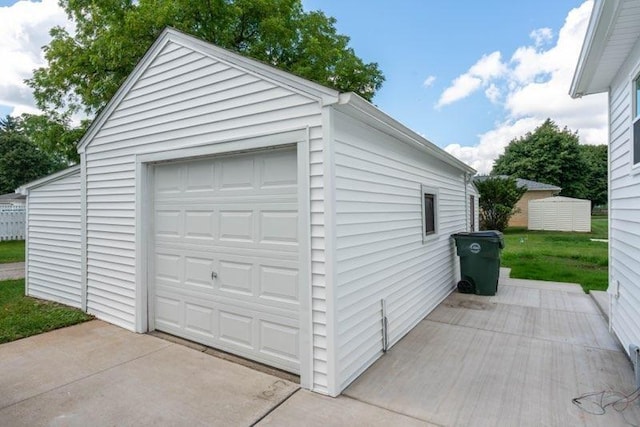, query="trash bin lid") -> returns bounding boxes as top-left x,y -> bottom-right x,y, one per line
451,230 -> 503,238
